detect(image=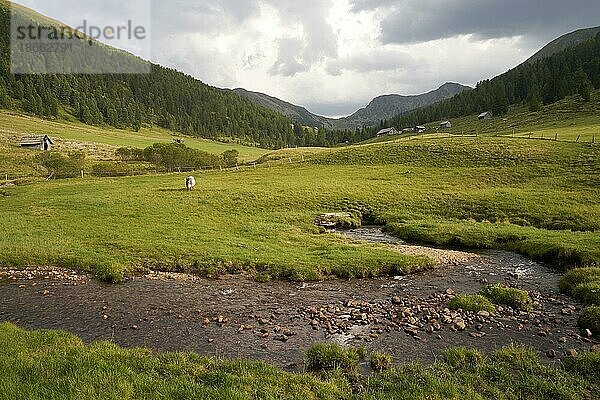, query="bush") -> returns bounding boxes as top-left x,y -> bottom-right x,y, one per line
559,268 -> 600,295
370,352 -> 393,372
578,306 -> 600,336
90,162 -> 132,177
305,343 -> 365,376
221,150 -> 239,168
572,282 -> 600,306
448,294 -> 496,313
36,151 -> 85,179
142,143 -> 221,171
116,147 -> 144,161
479,284 -> 533,311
